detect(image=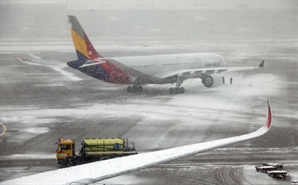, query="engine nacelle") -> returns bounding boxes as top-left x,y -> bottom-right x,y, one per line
202,74 -> 223,87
